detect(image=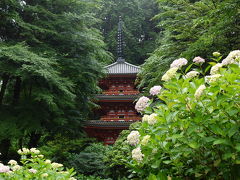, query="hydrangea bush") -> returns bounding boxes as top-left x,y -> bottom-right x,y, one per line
128,51 -> 240,179
0,148 -> 77,180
